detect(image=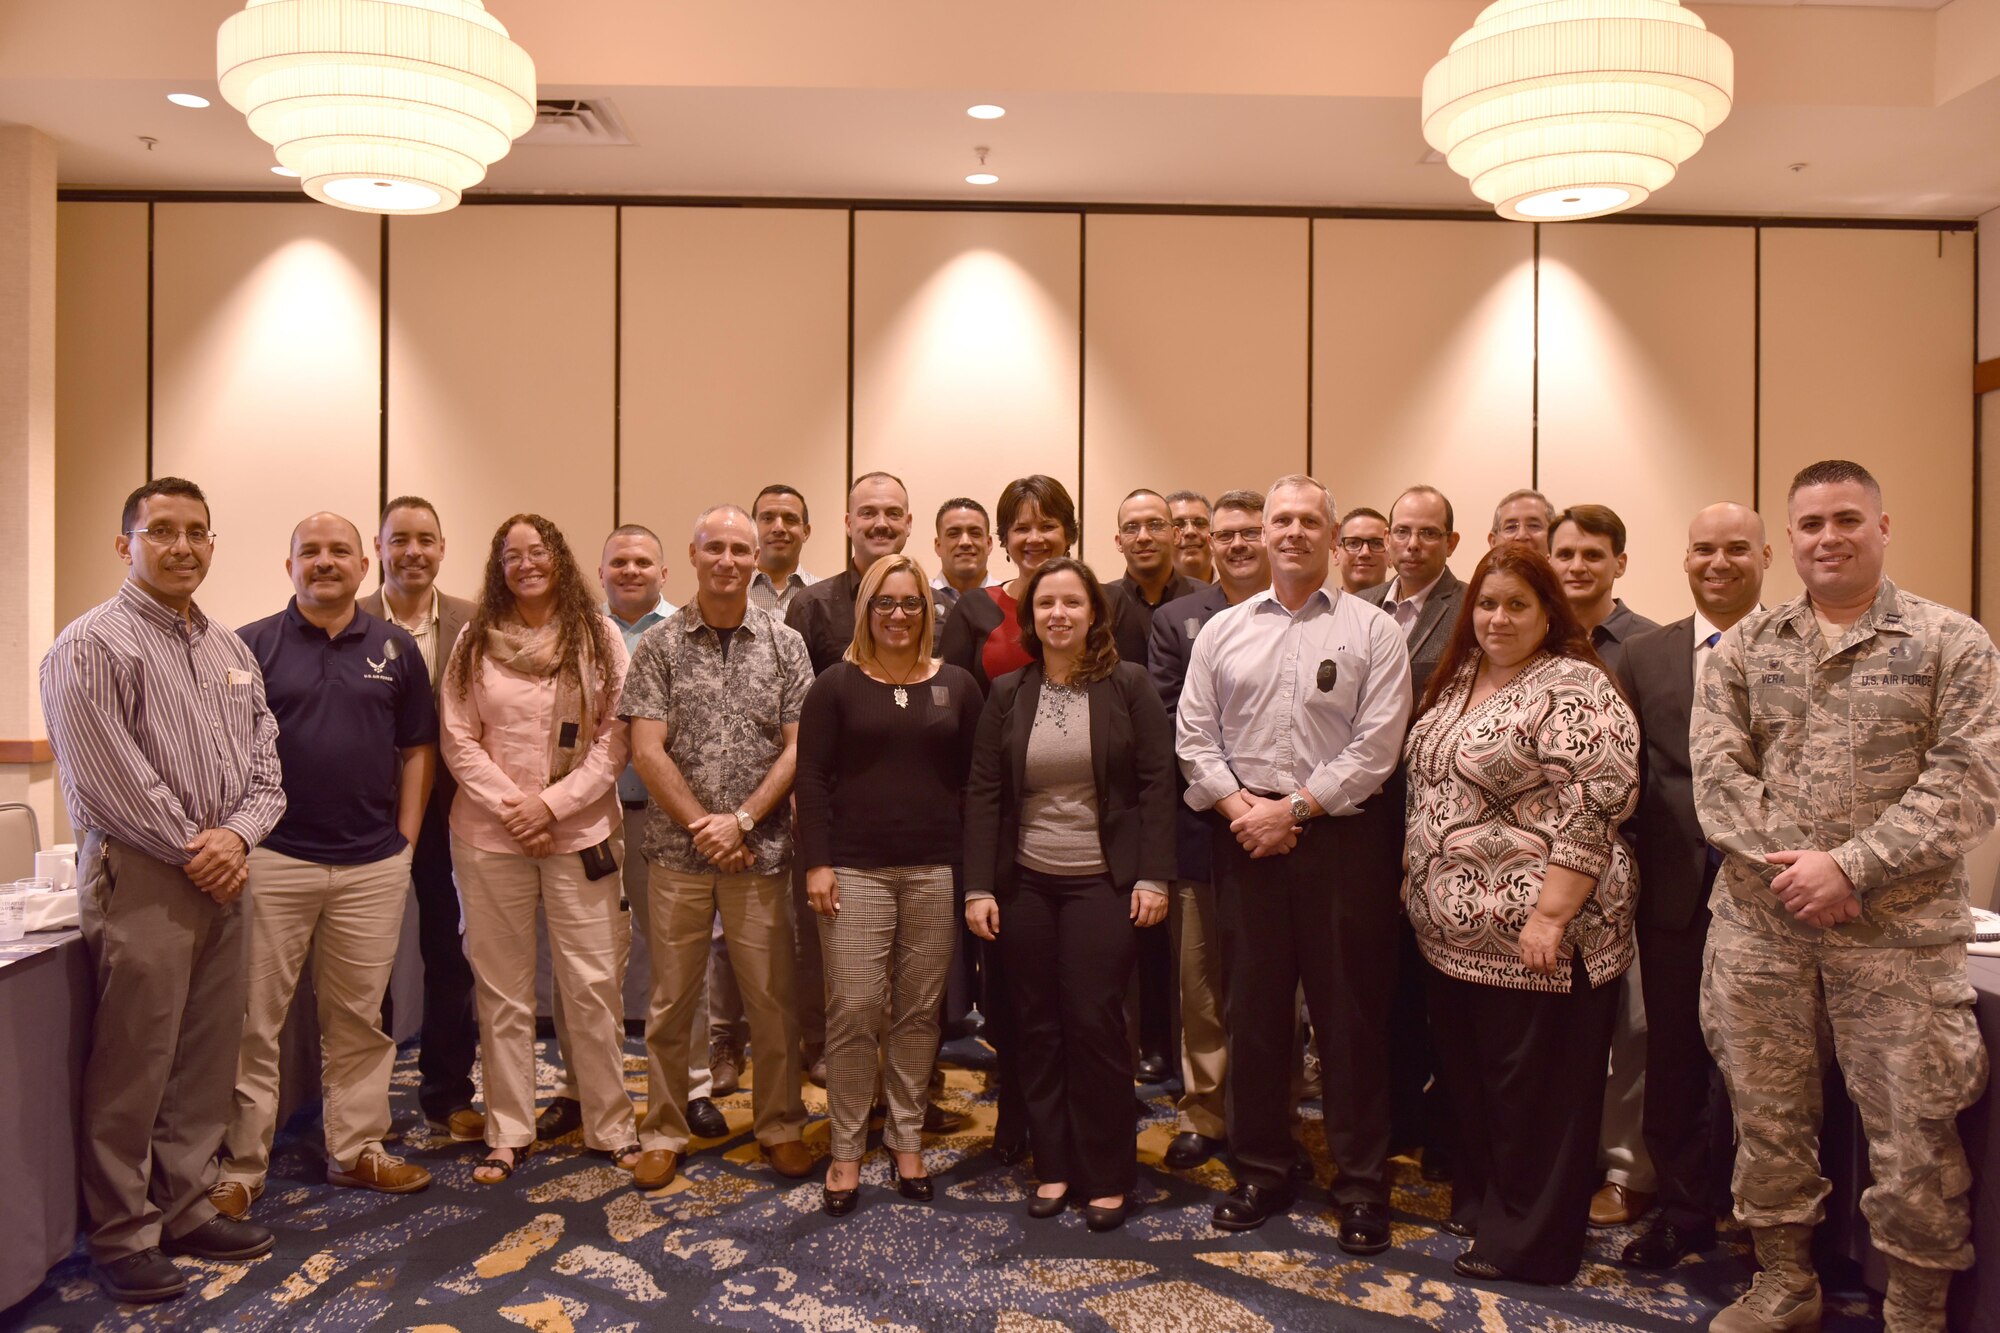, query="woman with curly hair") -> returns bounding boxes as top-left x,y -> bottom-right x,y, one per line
441,513 -> 639,1185
1402,541 -> 1640,1283
963,557 -> 1175,1232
